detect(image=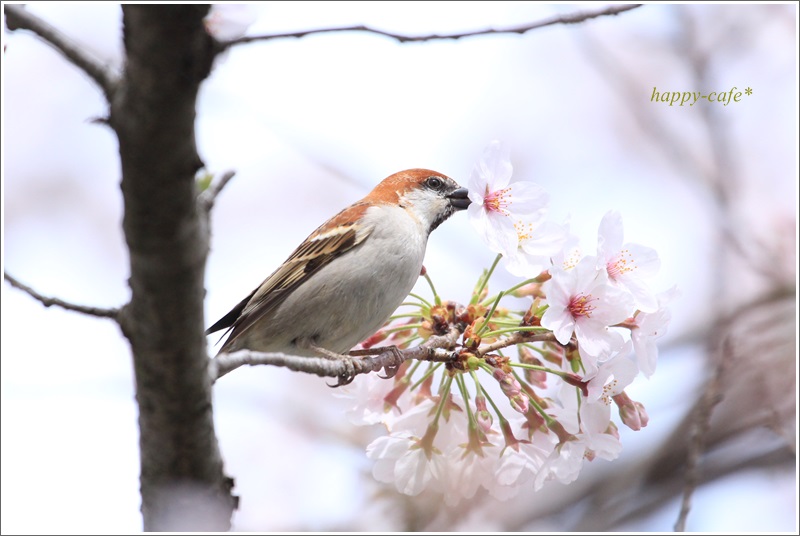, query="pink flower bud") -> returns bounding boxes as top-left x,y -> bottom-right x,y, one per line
493,368 -> 521,398
518,347 -> 547,389
493,367 -> 529,414
613,392 -> 649,431
510,394 -> 529,414
475,395 -> 494,435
